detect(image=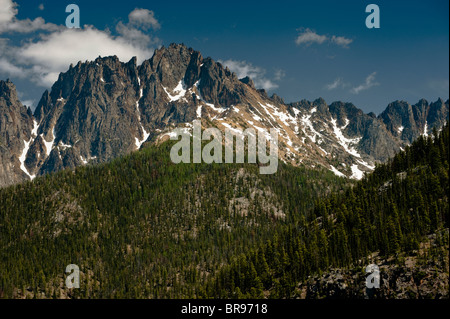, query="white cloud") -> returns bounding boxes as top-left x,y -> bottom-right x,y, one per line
116,22 -> 151,44
330,35 -> 353,48
116,9 -> 161,49
325,78 -> 345,90
295,28 -> 327,46
0,57 -> 27,77
0,0 -> 59,33
295,28 -> 353,48
0,0 -> 16,24
0,4 -> 162,110
18,26 -> 155,86
351,72 -> 379,94
1,17 -> 60,33
0,4 -> 160,87
218,59 -> 278,90
128,8 -> 160,30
